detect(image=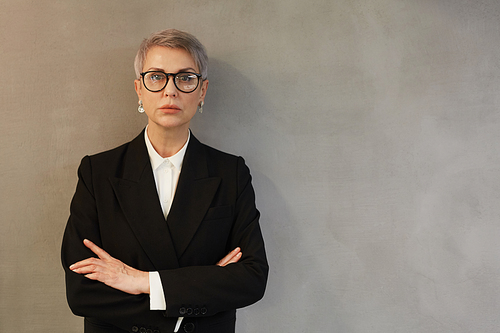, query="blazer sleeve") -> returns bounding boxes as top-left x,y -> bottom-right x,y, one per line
61,156 -> 177,332
159,156 -> 269,318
